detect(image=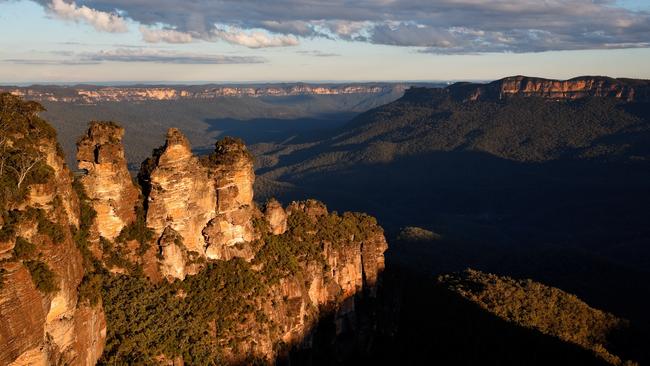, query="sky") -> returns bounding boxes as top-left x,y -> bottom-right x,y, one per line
0,0 -> 649,84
